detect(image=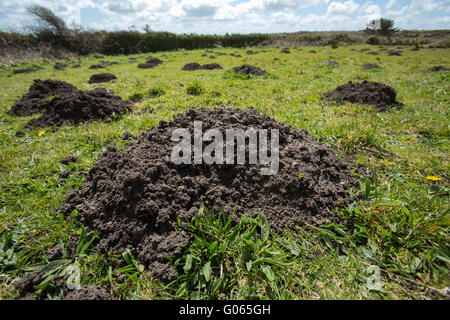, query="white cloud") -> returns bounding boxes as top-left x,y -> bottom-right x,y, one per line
0,0 -> 449,34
